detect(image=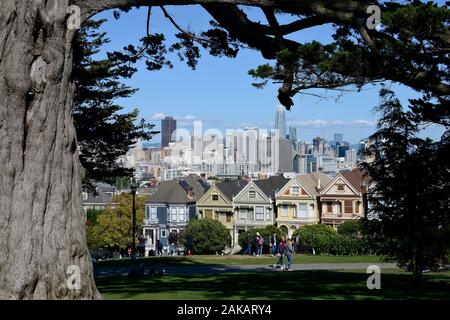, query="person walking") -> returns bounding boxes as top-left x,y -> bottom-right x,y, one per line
270,233 -> 277,257
285,238 -> 294,271
253,232 -> 261,256
258,235 -> 264,256
243,233 -> 252,255
138,235 -> 146,257
276,236 -> 286,268
186,233 -> 193,256
295,234 -> 301,254
156,239 -> 163,256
